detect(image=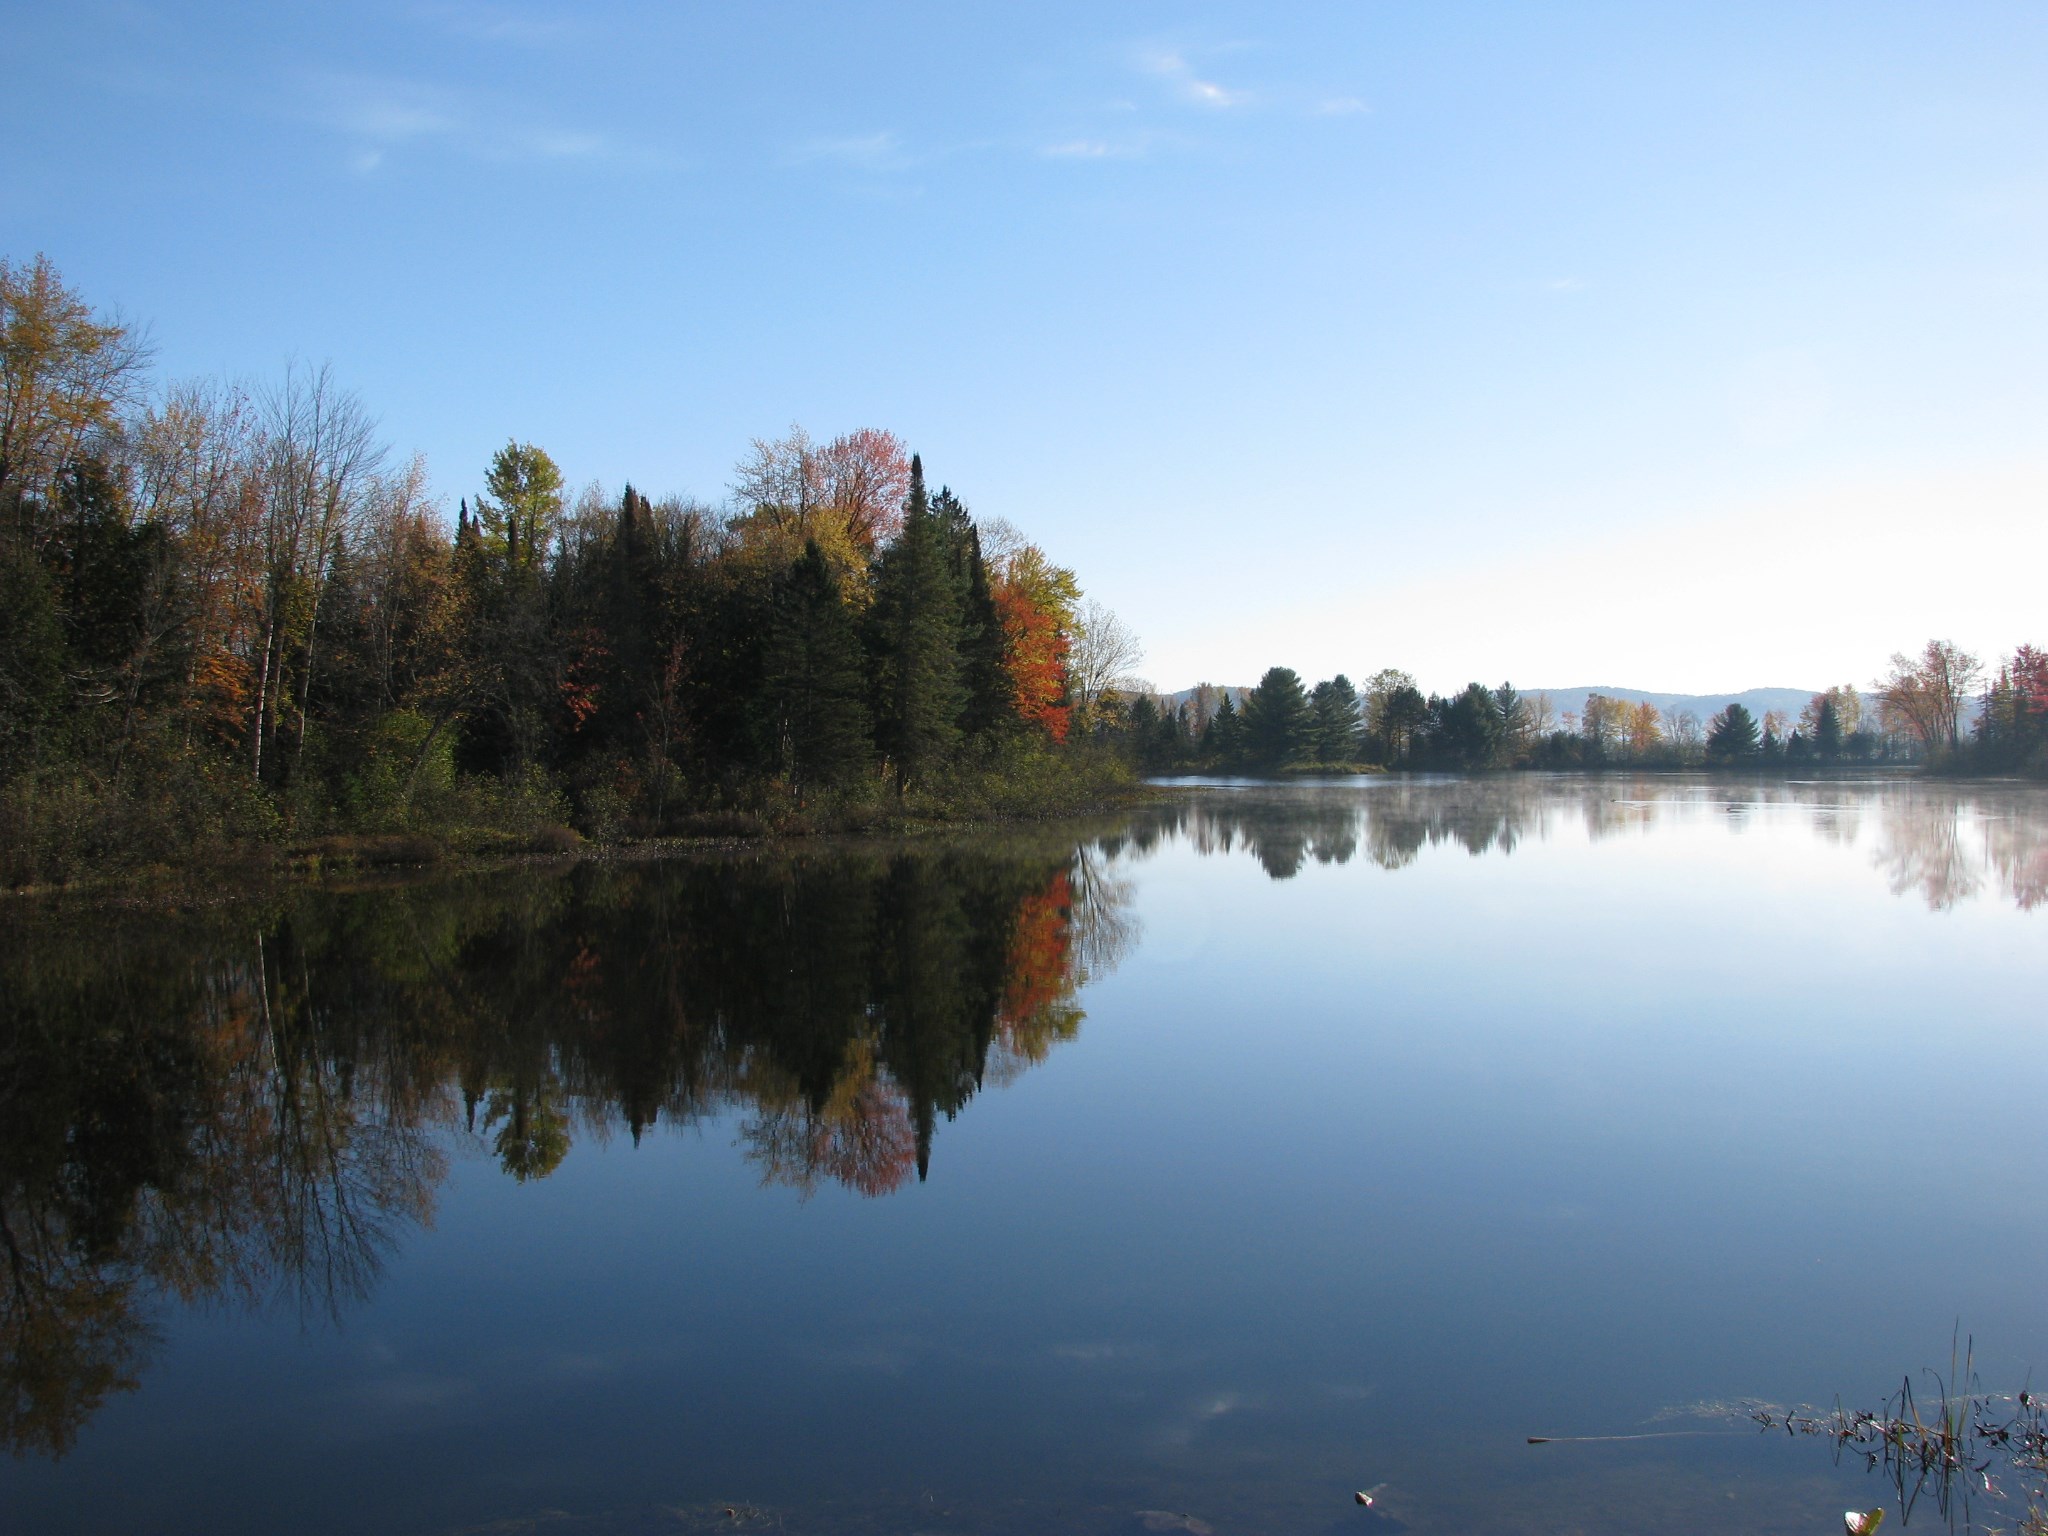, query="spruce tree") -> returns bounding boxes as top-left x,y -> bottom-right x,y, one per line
931,487 -> 1010,742
1706,703 -> 1762,761
1815,696 -> 1843,759
760,540 -> 872,799
869,457 -> 964,796
1309,675 -> 1363,763
1206,690 -> 1242,766
1243,666 -> 1312,767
